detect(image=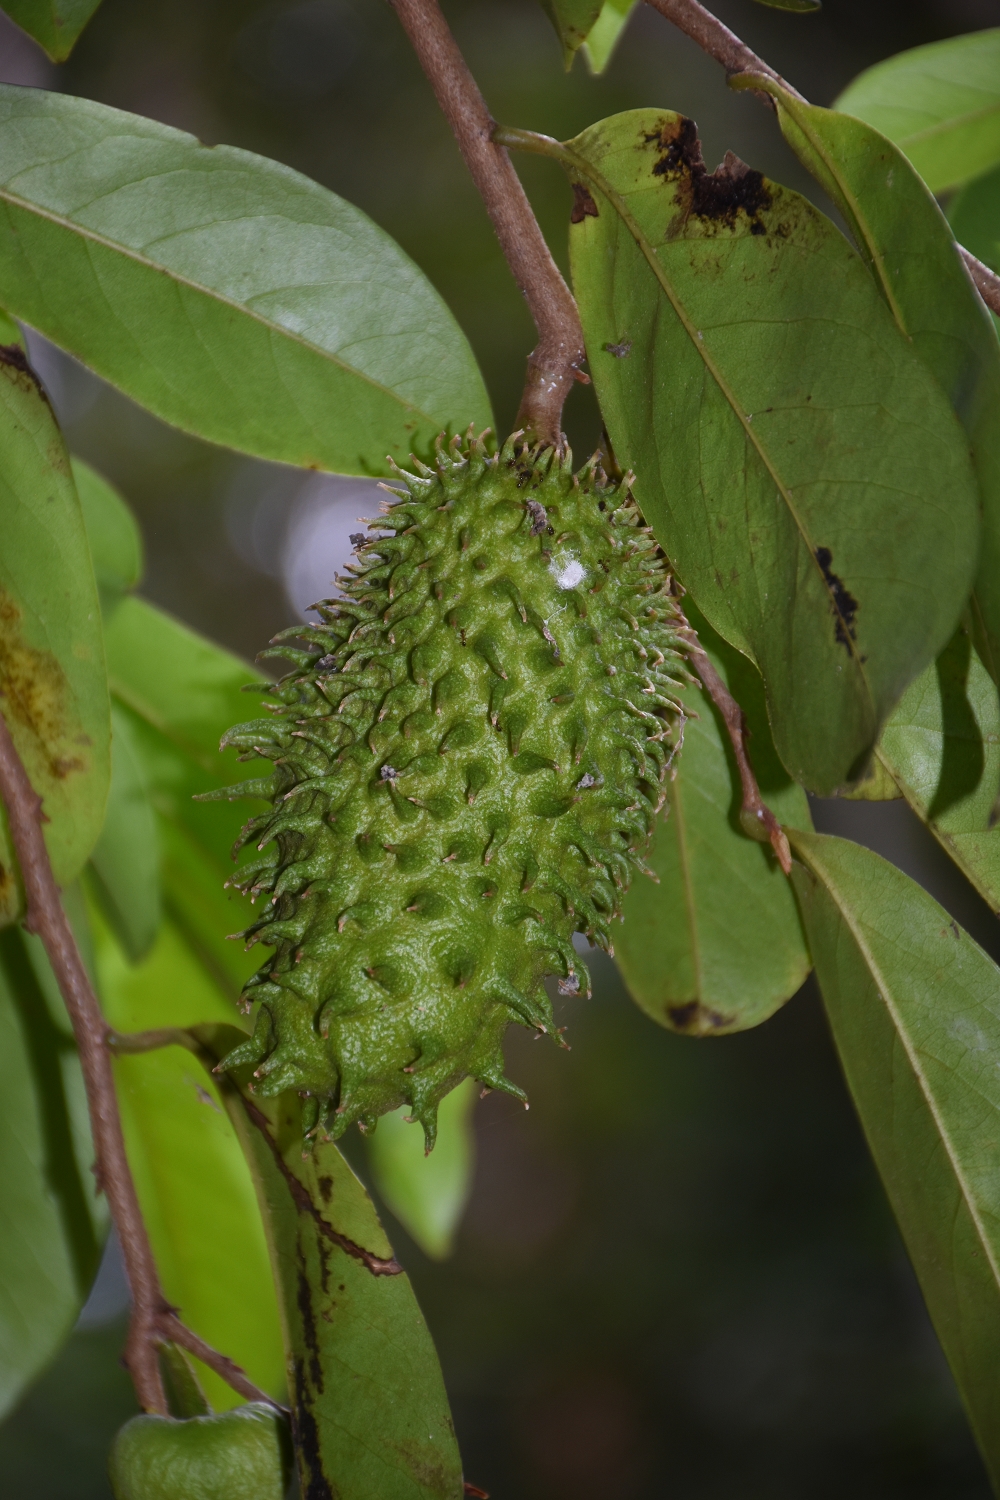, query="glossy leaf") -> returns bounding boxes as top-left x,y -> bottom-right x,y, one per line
542,0 -> 604,66
200,1026 -> 465,1500
92,907 -> 285,1411
1,1 -> 103,62
742,80 -> 1000,686
834,29 -> 1000,193
0,308 -> 24,350
103,595 -> 264,990
566,109 -> 979,792
367,1078 -> 477,1260
86,703 -> 160,963
0,343 -> 110,923
951,163 -> 1000,273
617,611 -> 811,1033
72,458 -> 143,612
0,86 -> 492,475
0,923 -> 104,1419
581,0 -> 637,73
875,631 -> 1000,912
790,828 -> 1000,1486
